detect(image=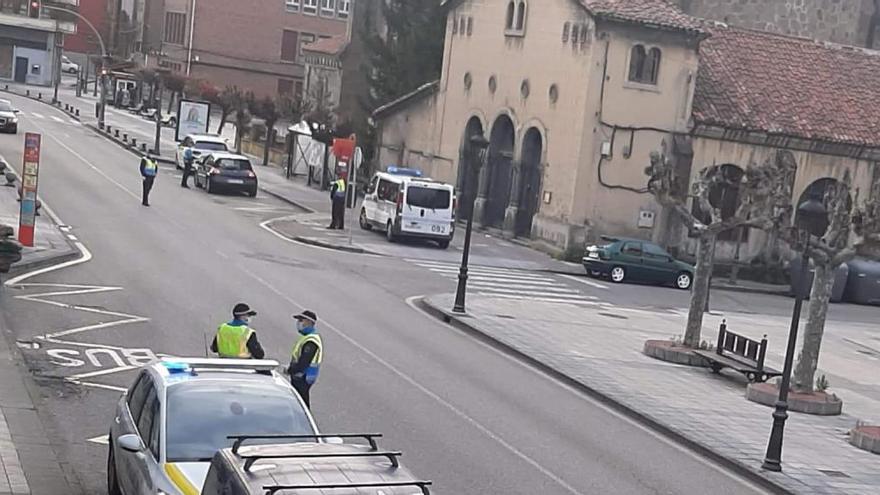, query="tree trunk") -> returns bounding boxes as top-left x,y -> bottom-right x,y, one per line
684,233 -> 716,347
167,92 -> 176,113
263,123 -> 275,166
793,261 -> 836,392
